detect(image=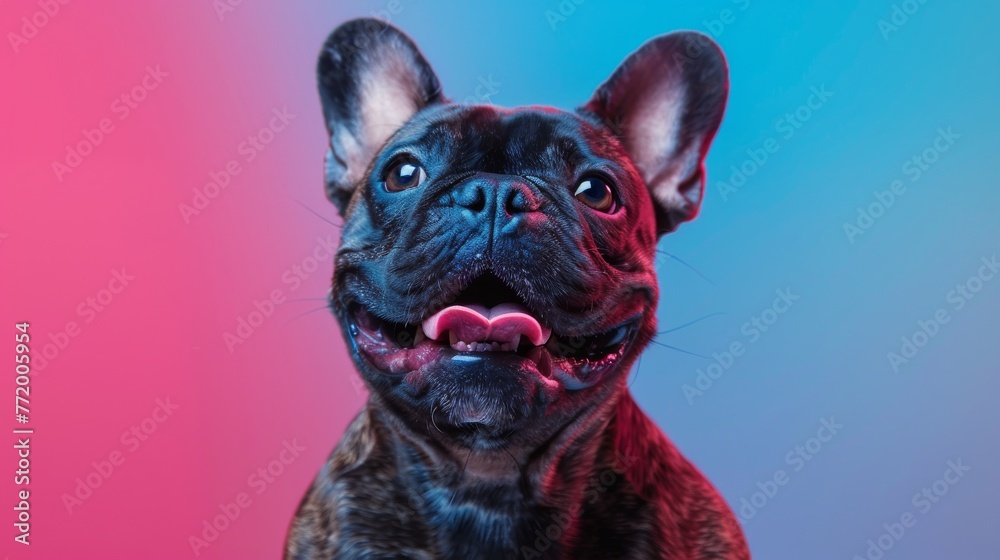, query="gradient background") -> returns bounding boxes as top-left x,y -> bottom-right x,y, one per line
2,1 -> 998,558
